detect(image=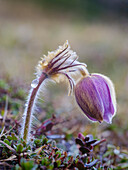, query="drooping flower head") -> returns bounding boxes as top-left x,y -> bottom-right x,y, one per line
75,73 -> 116,124
36,40 -> 88,95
